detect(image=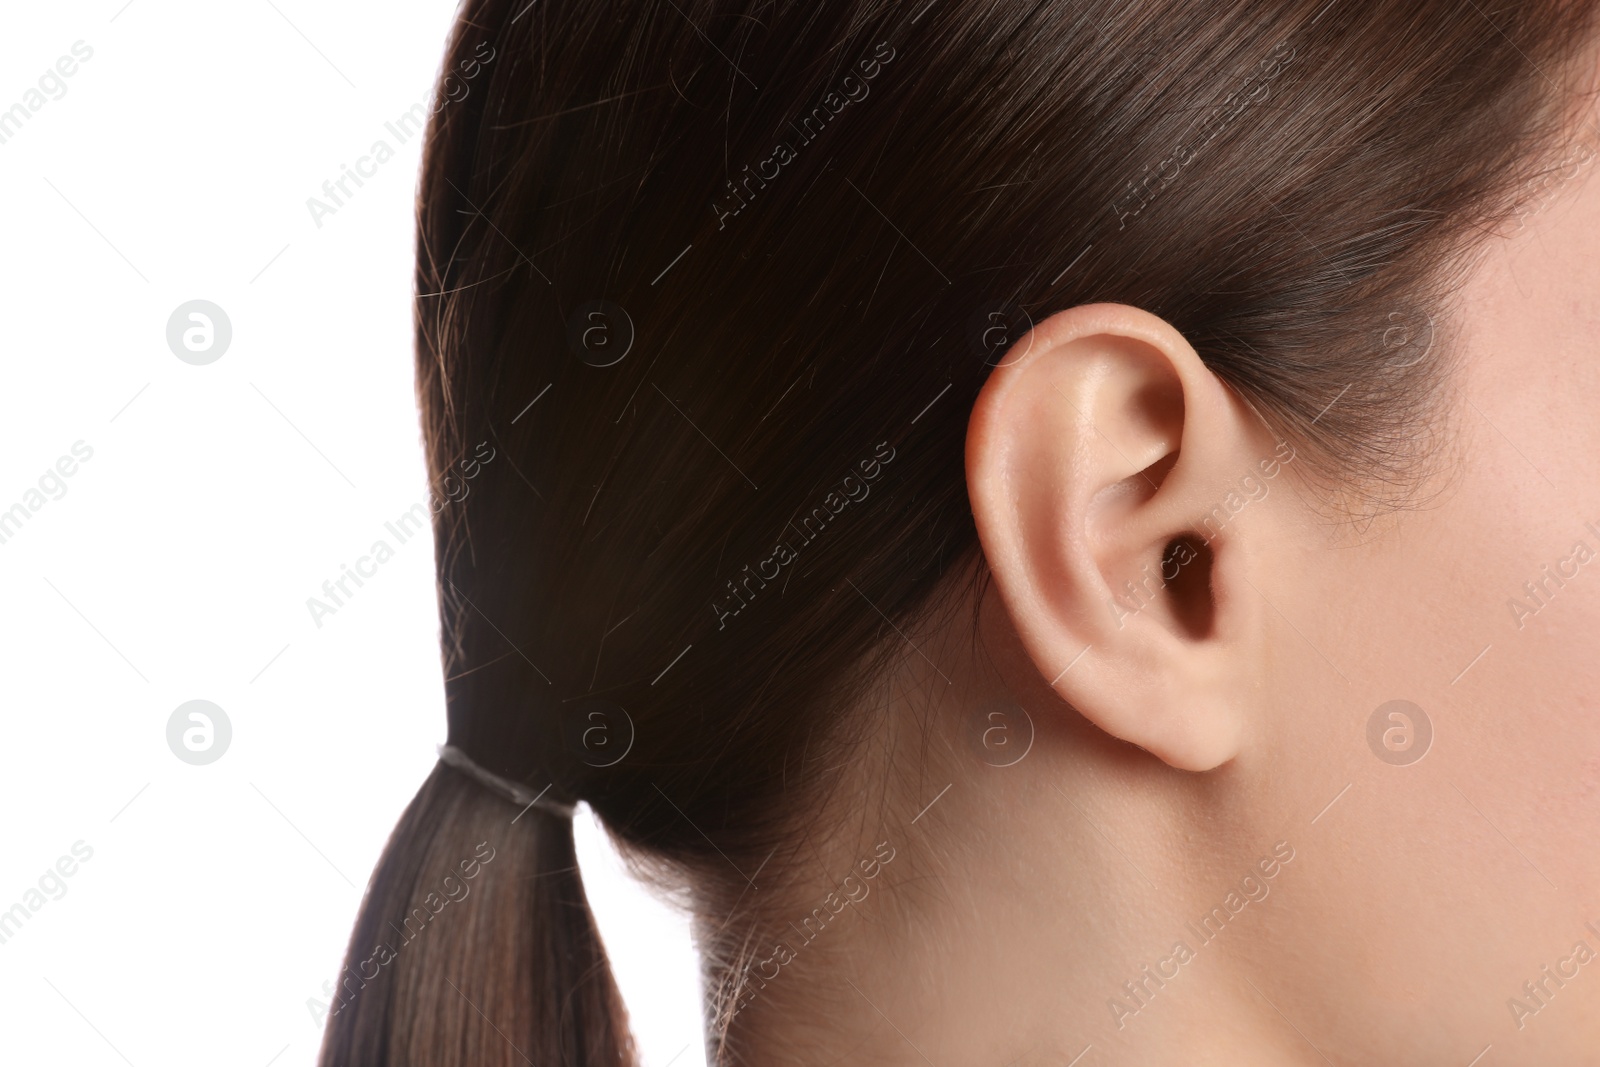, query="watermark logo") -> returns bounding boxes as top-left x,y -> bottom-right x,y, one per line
1366,699 -> 1431,766
1508,924 -> 1600,1030
166,300 -> 232,365
308,841 -> 497,1026
1380,307 -> 1434,370
166,699 -> 232,765
567,300 -> 634,367
1506,523 -> 1600,631
728,839 -> 897,1021
1112,40 -> 1296,229
0,840 -> 94,947
306,42 -> 496,230
1502,136 -> 1597,237
305,442 -> 496,630
1,40 -> 94,149
712,441 -> 896,631
712,42 -> 896,231
967,304 -> 1035,367
0,440 -> 93,548
964,699 -> 1034,767
1108,840 -> 1296,1029
564,698 -> 634,768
